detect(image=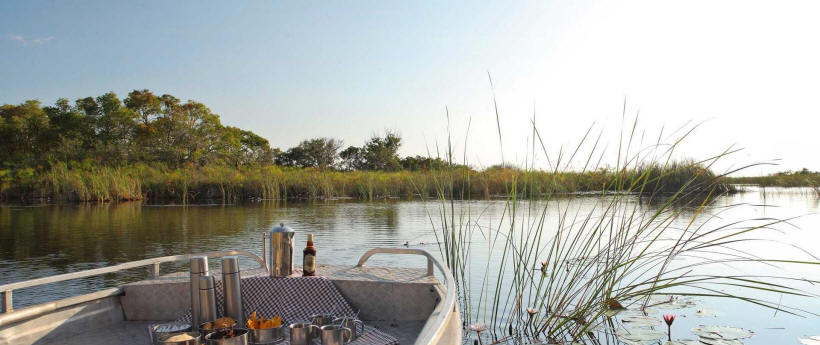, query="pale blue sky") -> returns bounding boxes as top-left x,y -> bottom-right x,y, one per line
2,1 -> 819,174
